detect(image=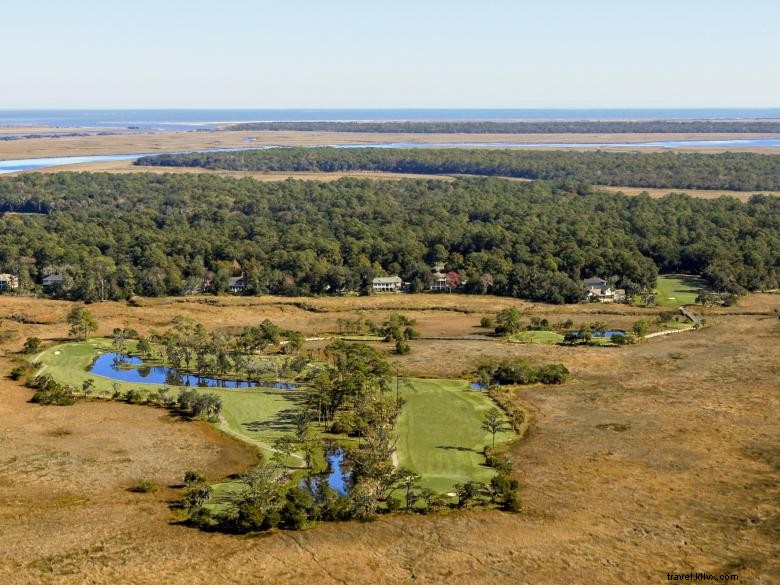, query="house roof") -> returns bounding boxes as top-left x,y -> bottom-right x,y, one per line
583,277 -> 607,287
228,276 -> 245,287
372,276 -> 402,284
42,274 -> 64,284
